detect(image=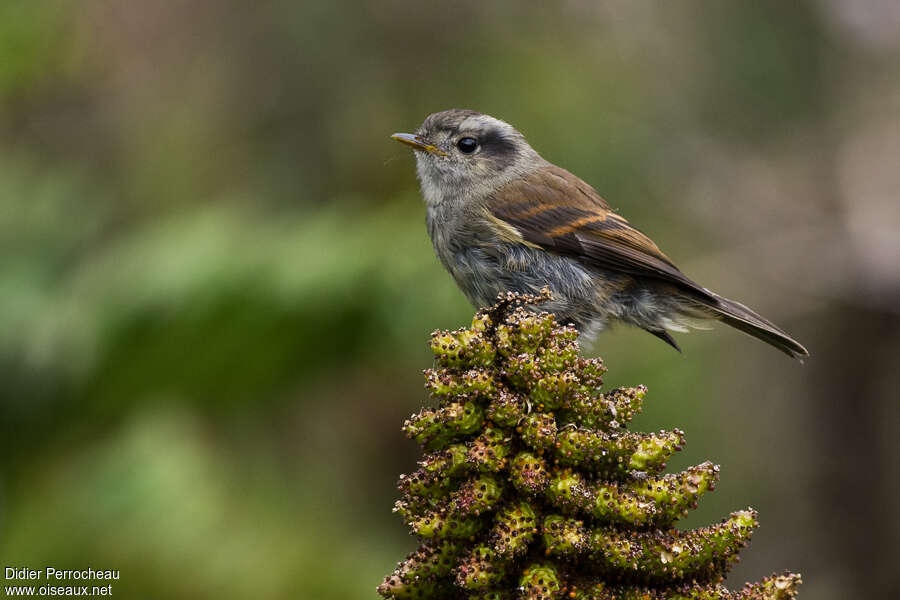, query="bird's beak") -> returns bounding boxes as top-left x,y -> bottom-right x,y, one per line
391,132 -> 447,157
